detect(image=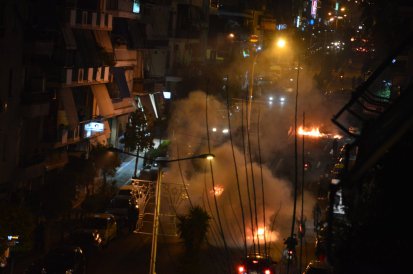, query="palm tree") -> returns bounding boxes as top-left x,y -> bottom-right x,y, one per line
176,206 -> 211,273
177,206 -> 211,253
